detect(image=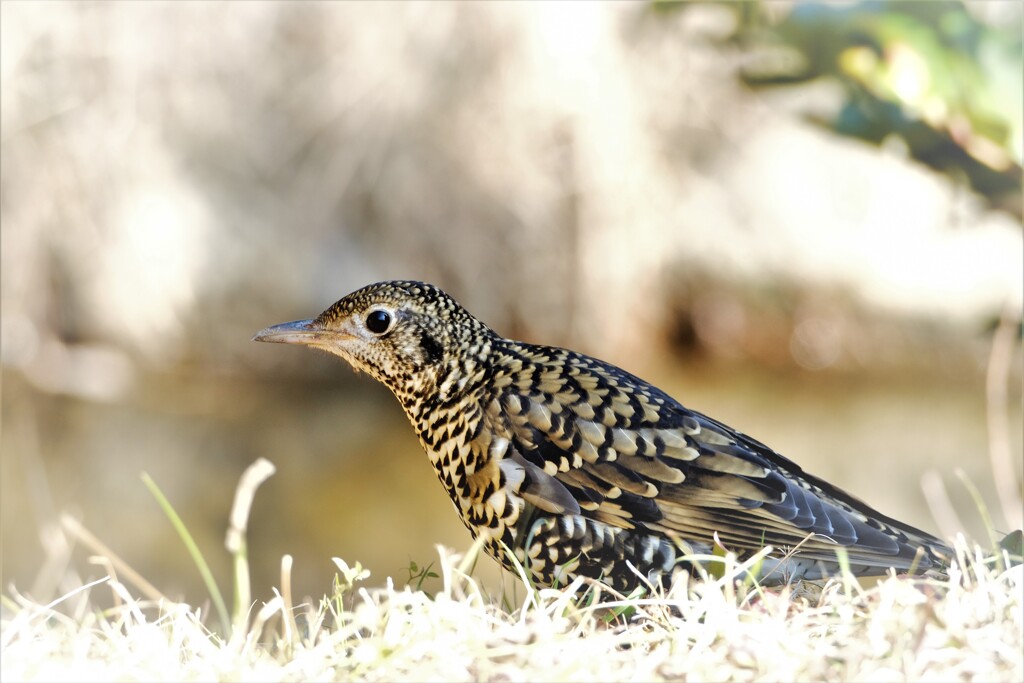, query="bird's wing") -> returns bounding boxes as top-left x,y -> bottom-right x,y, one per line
492,344 -> 948,572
